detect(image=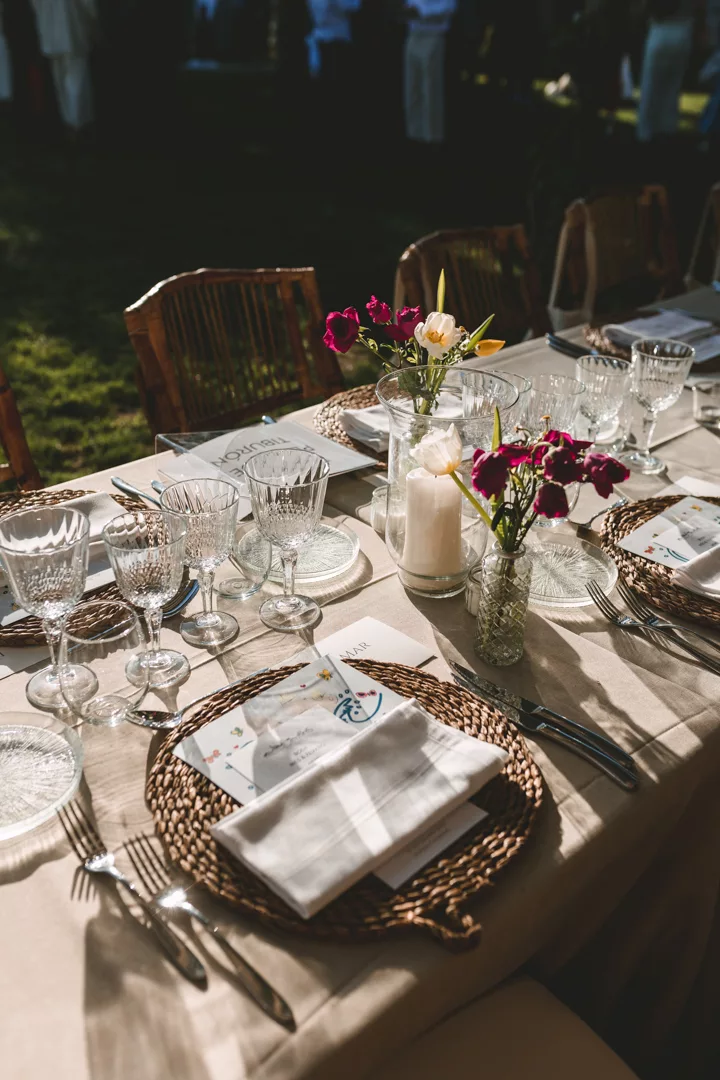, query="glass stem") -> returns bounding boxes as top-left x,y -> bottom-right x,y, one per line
281,549 -> 297,598
198,568 -> 215,615
587,424 -> 597,445
145,608 -> 162,655
43,617 -> 63,672
640,409 -> 657,456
